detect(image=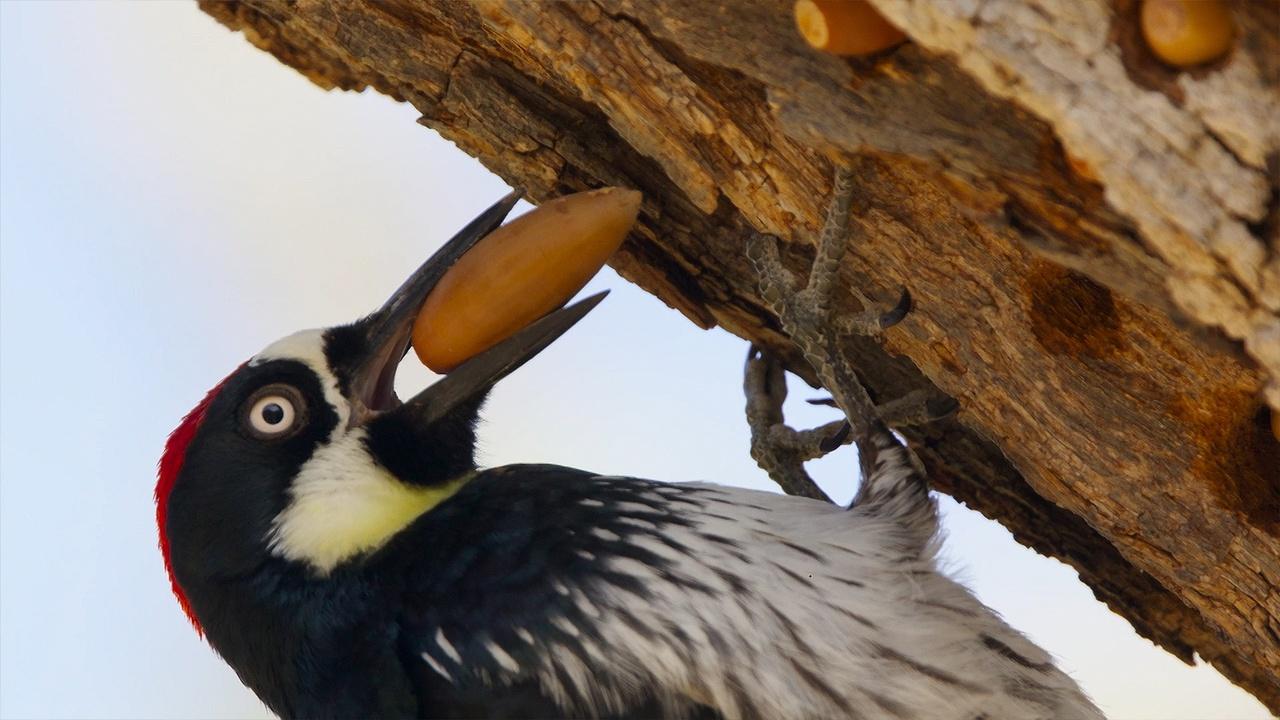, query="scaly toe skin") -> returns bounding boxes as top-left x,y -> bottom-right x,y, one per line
744,162 -> 958,500
810,387 -> 957,435
875,390 -> 960,427
745,233 -> 800,321
744,346 -> 833,502
744,344 -> 787,423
